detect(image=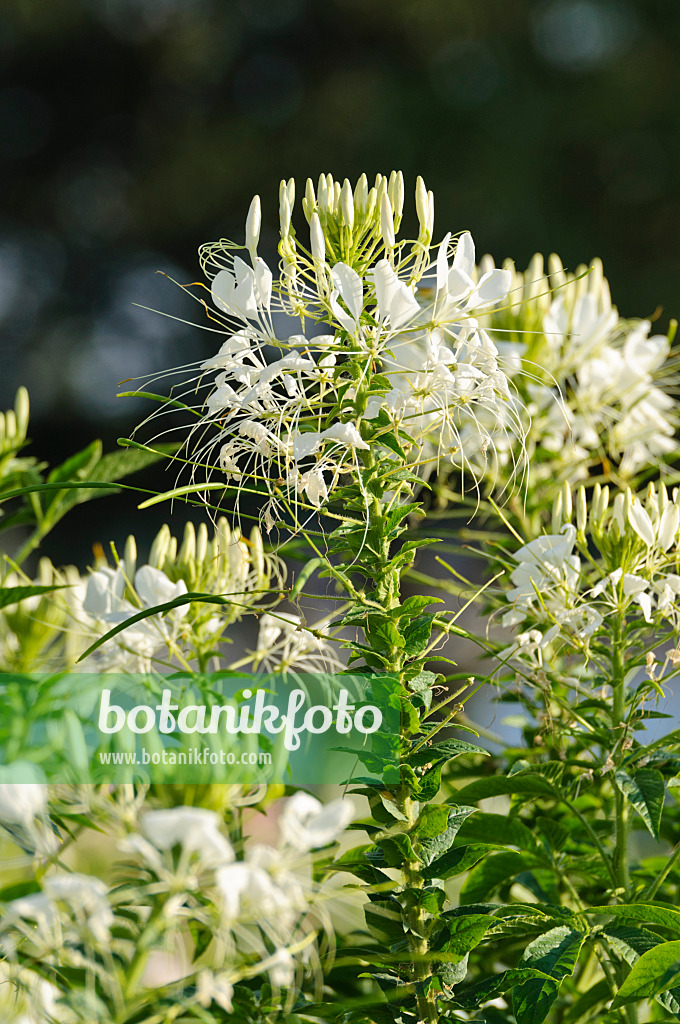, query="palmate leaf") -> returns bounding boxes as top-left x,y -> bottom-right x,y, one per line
512,926 -> 585,1024
614,768 -> 665,839
585,904 -> 680,934
612,940 -> 680,1009
606,925 -> 680,1019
